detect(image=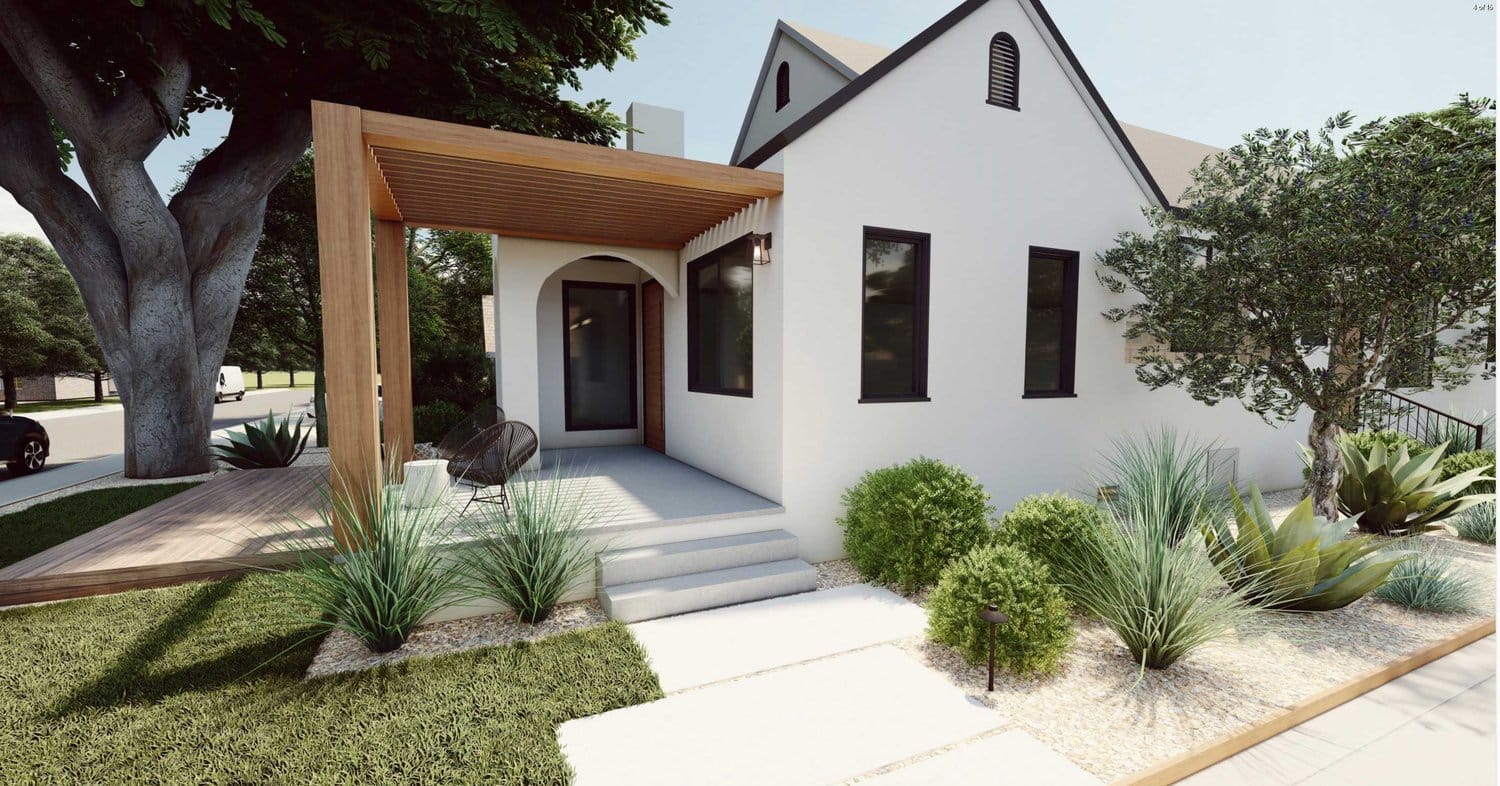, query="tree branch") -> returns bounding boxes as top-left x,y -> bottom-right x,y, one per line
0,0 -> 103,145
